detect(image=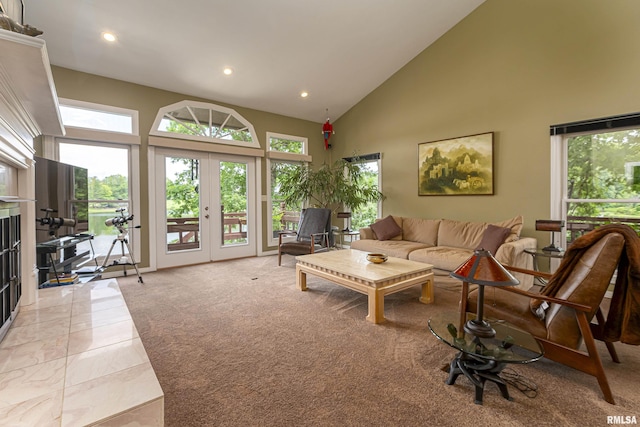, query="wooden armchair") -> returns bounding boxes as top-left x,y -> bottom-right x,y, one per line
461,230 -> 627,404
278,208 -> 331,266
